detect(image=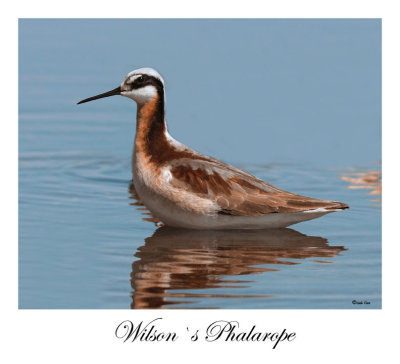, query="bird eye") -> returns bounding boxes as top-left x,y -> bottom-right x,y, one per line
137,76 -> 144,83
